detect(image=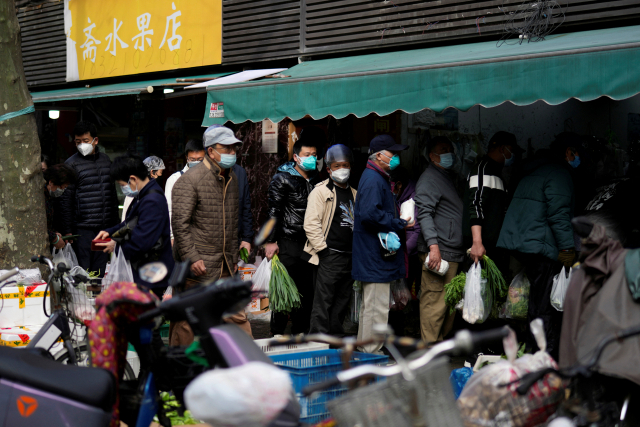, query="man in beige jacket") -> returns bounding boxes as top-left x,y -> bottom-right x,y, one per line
304,145 -> 357,335
171,126 -> 252,344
